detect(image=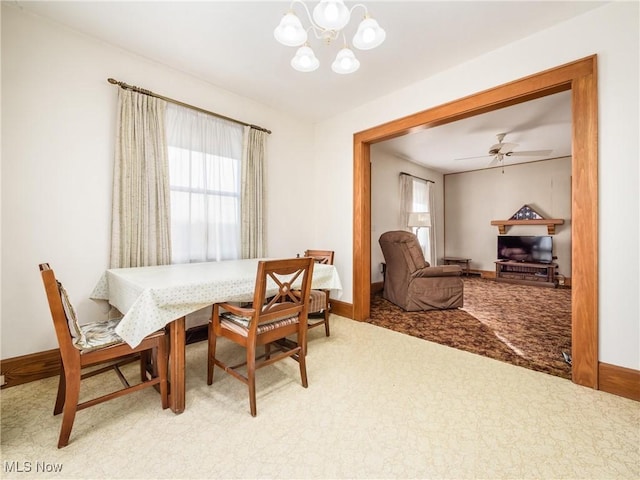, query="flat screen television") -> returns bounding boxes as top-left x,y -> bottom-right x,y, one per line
497,235 -> 553,264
